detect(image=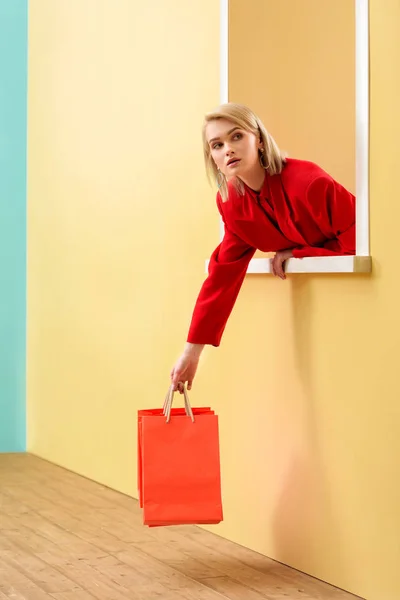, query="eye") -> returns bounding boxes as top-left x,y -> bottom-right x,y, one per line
212,142 -> 222,150
233,132 -> 243,140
